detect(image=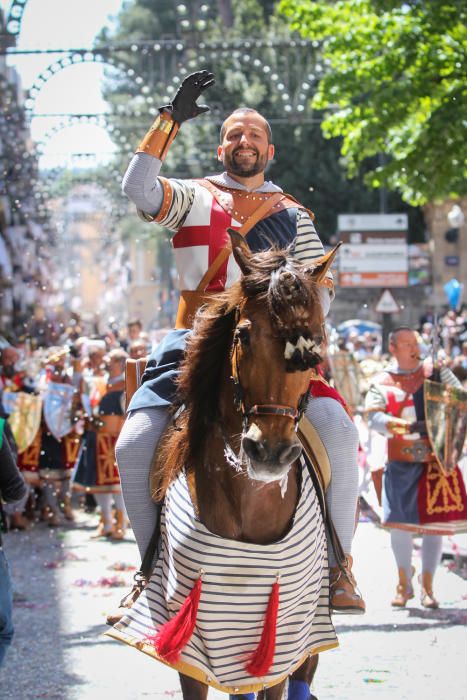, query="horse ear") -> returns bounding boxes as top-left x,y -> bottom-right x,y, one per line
310,242 -> 341,282
228,228 -> 252,274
